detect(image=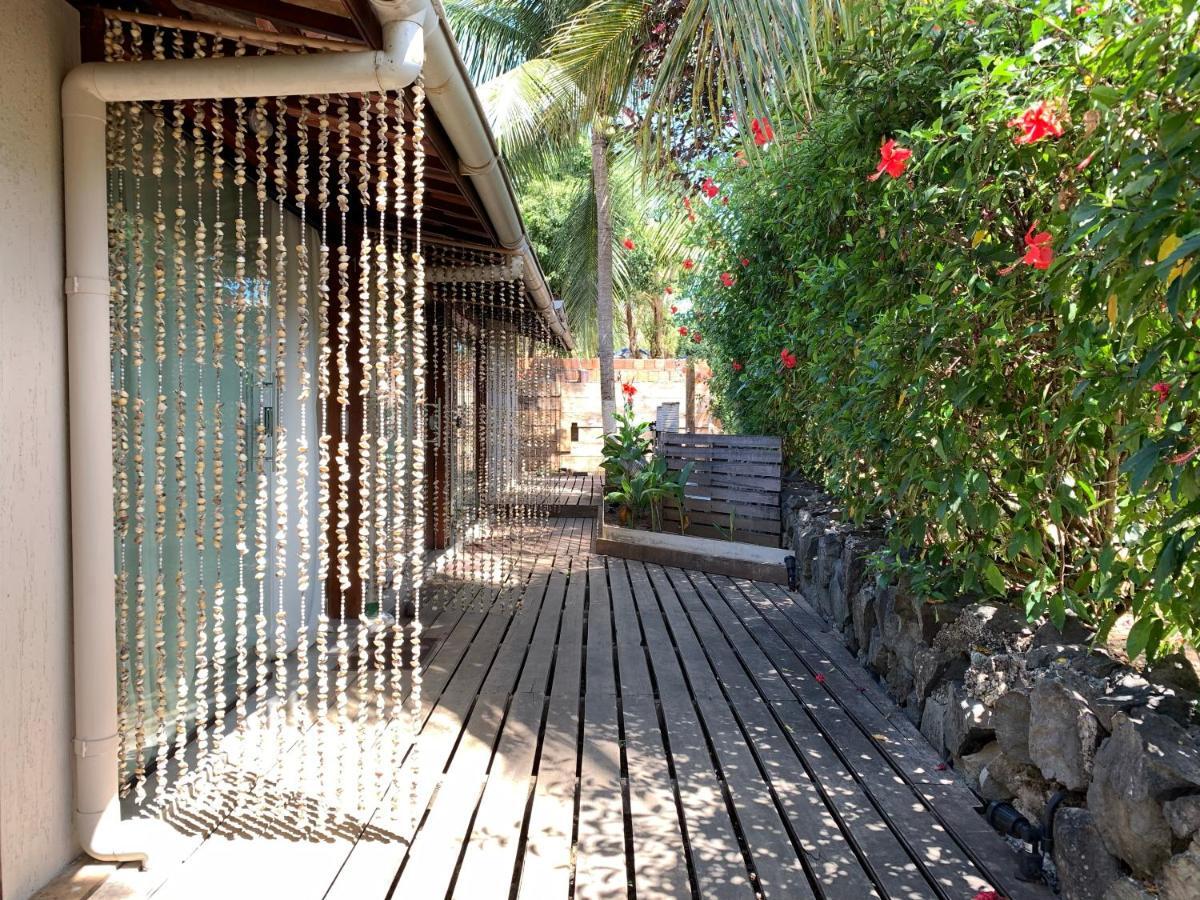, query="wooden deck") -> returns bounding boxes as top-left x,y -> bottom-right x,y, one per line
494,472 -> 601,517
43,517 -> 1047,900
